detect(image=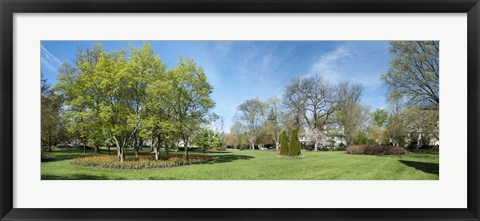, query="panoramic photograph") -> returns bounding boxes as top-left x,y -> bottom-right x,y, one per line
40,41 -> 439,180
